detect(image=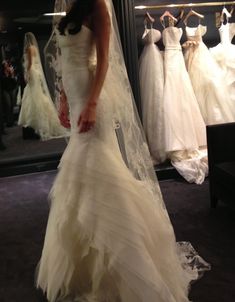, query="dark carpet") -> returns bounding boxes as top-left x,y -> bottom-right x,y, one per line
0,171 -> 234,302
